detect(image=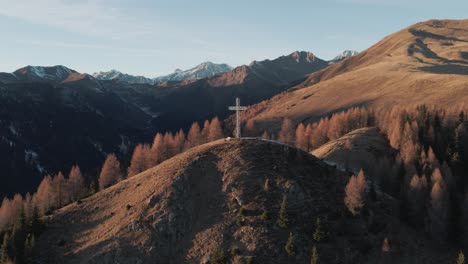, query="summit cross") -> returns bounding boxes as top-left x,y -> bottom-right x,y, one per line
228,97 -> 247,139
